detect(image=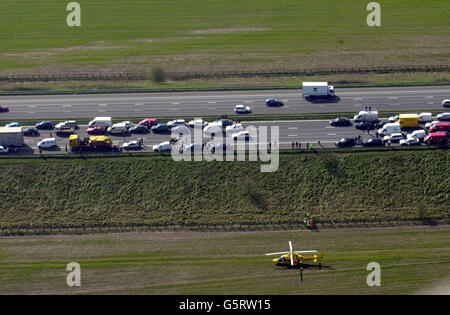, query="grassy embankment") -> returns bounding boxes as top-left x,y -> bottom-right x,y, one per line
0,150 -> 448,228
